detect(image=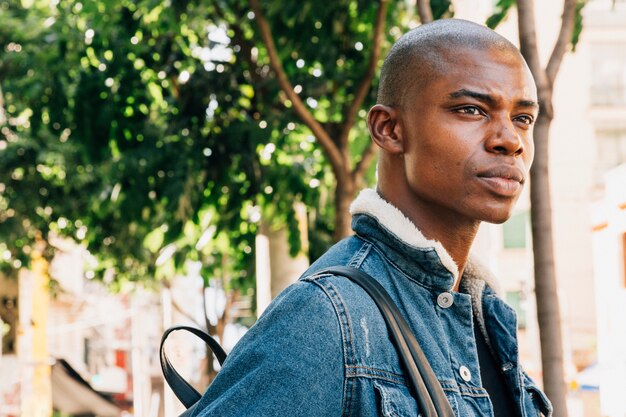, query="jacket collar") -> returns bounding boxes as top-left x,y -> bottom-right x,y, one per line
349,188 -> 501,295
